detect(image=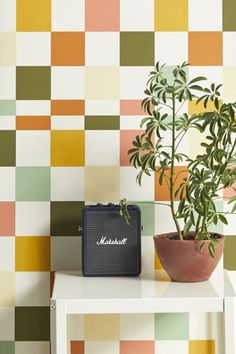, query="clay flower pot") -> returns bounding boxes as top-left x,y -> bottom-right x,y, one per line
153,232 -> 224,282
